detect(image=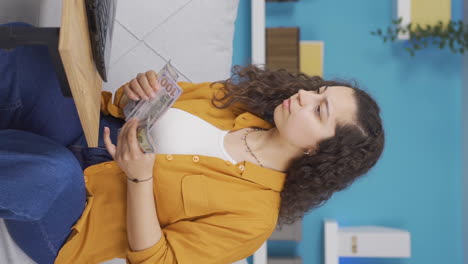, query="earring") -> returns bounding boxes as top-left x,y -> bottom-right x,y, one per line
304,150 -> 311,155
